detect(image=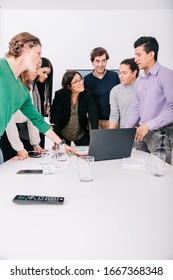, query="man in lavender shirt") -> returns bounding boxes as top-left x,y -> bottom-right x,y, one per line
126,36 -> 173,164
